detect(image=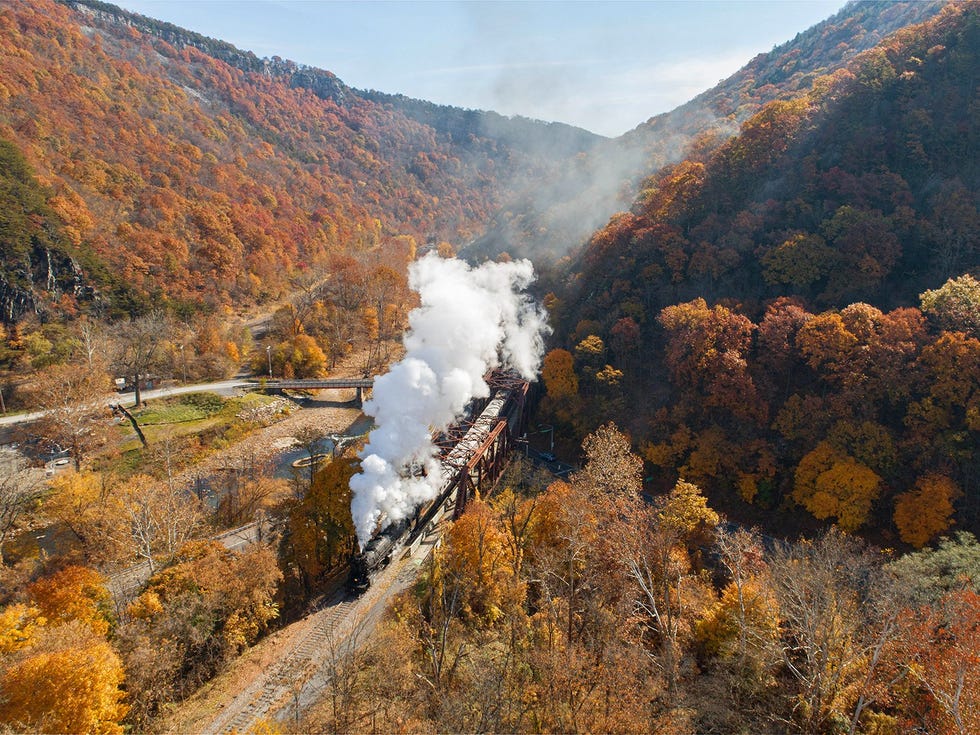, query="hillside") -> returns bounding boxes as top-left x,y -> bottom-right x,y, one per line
462,0 -> 947,264
0,0 -> 599,321
544,2 -> 980,544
